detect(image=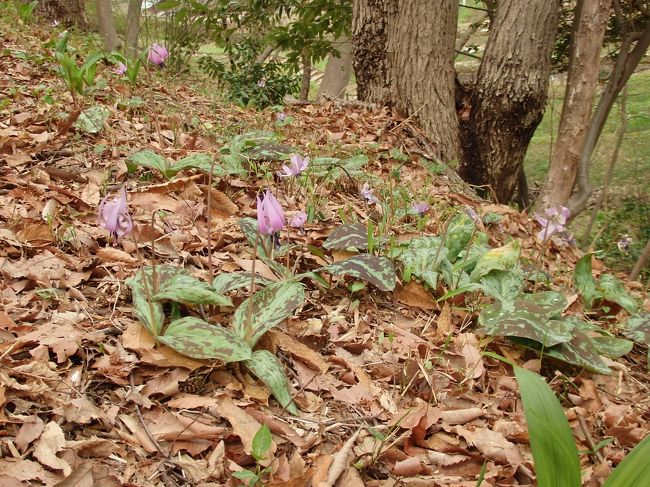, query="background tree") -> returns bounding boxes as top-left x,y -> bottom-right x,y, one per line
96,0 -> 119,52
38,0 -> 88,29
538,0 -> 613,210
125,0 -> 144,58
317,35 -> 354,101
353,0 -> 460,163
